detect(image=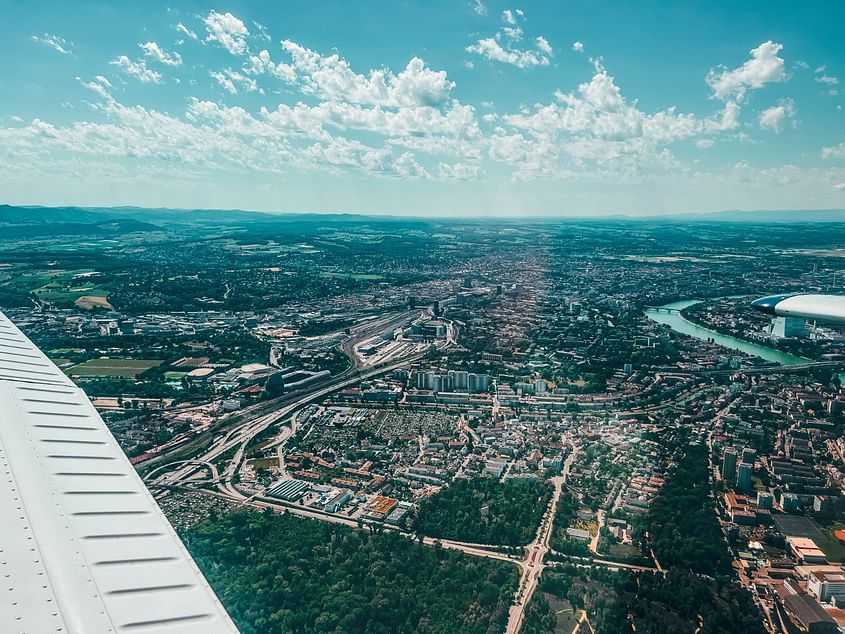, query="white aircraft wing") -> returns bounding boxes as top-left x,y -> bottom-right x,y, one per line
0,311 -> 239,634
752,293 -> 845,324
